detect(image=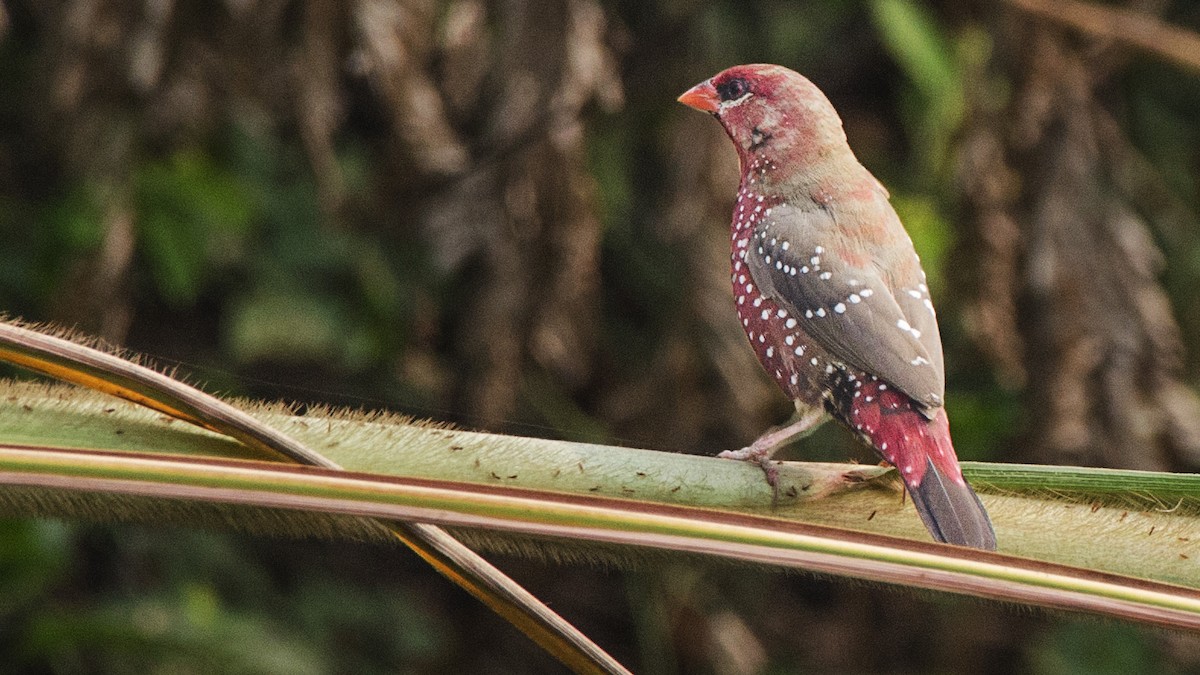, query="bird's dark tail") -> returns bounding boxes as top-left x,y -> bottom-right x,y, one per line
909,458 -> 996,550
840,381 -> 996,550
